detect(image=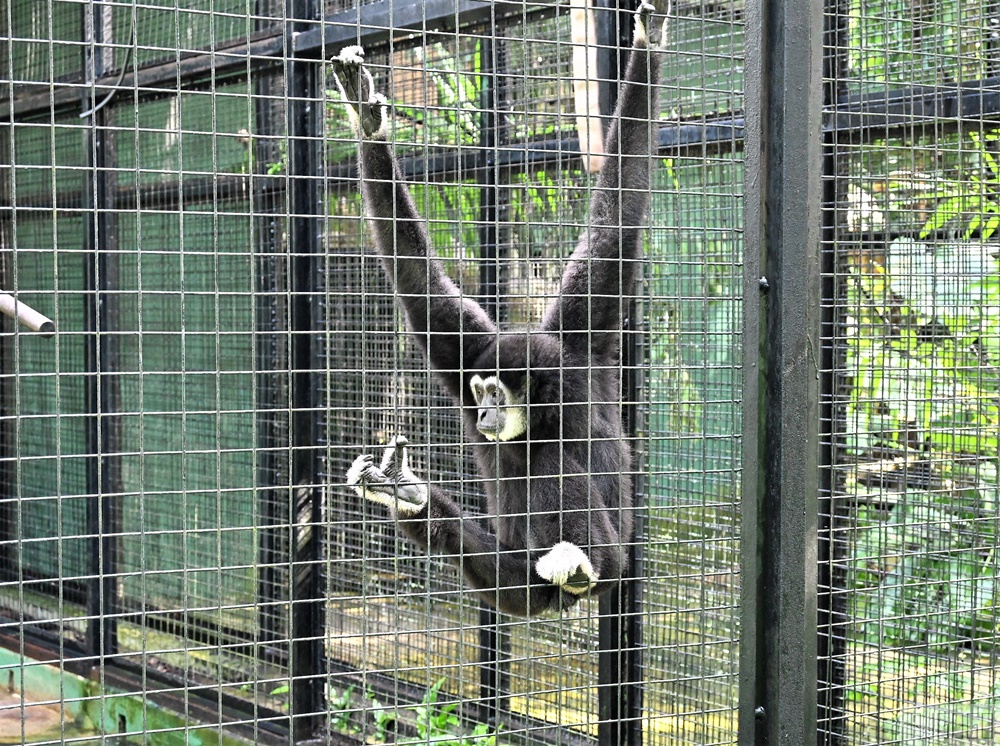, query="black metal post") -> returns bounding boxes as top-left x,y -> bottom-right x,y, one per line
0,157 -> 11,577
740,0 -> 824,744
593,3 -> 643,745
817,2 -> 848,743
287,0 -> 324,738
477,35 -> 509,323
82,0 -> 120,667
254,0 -> 287,660
476,32 -> 513,726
